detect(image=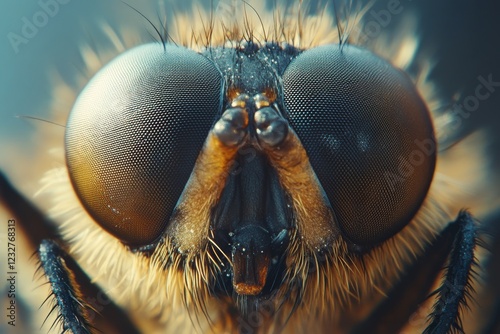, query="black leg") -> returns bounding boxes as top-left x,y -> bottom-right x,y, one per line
1,171 -> 140,334
424,211 -> 478,334
38,239 -> 93,334
39,239 -> 142,334
352,211 -> 479,334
